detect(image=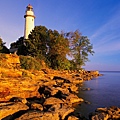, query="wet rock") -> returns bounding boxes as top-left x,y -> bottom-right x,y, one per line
81,87 -> 91,91
0,102 -> 29,120
84,101 -> 91,104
